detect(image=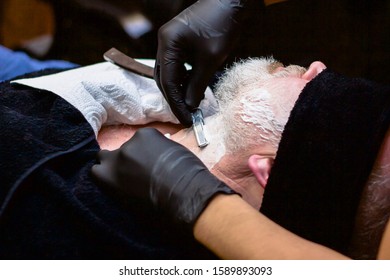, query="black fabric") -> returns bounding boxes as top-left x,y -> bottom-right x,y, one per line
260,69 -> 390,256
0,71 -> 216,259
